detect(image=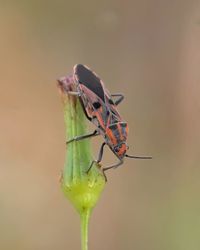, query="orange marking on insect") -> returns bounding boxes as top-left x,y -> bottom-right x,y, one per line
117,123 -> 124,141
106,128 -> 117,145
118,144 -> 127,157
95,111 -> 106,130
